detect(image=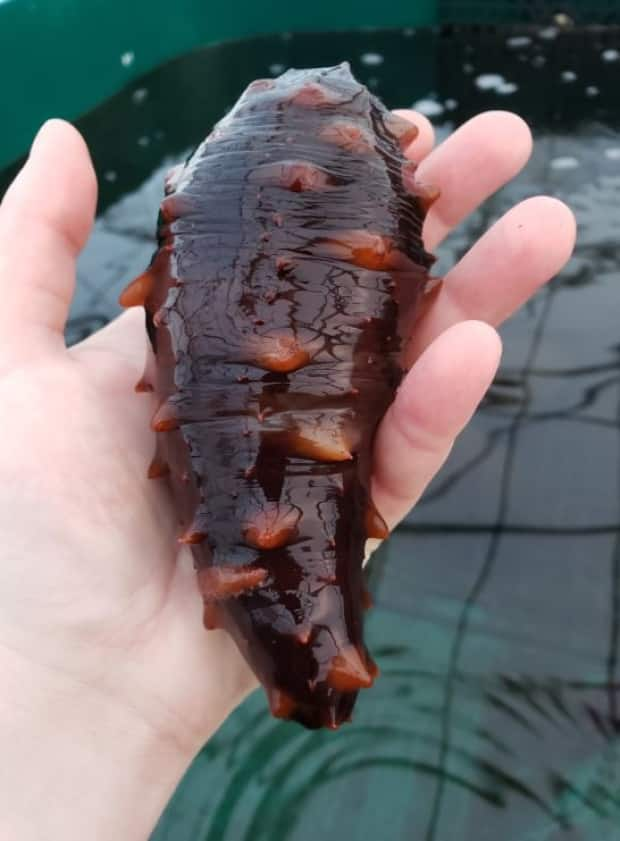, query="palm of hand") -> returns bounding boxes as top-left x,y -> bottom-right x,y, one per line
0,330 -> 254,747
0,115 -> 574,751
